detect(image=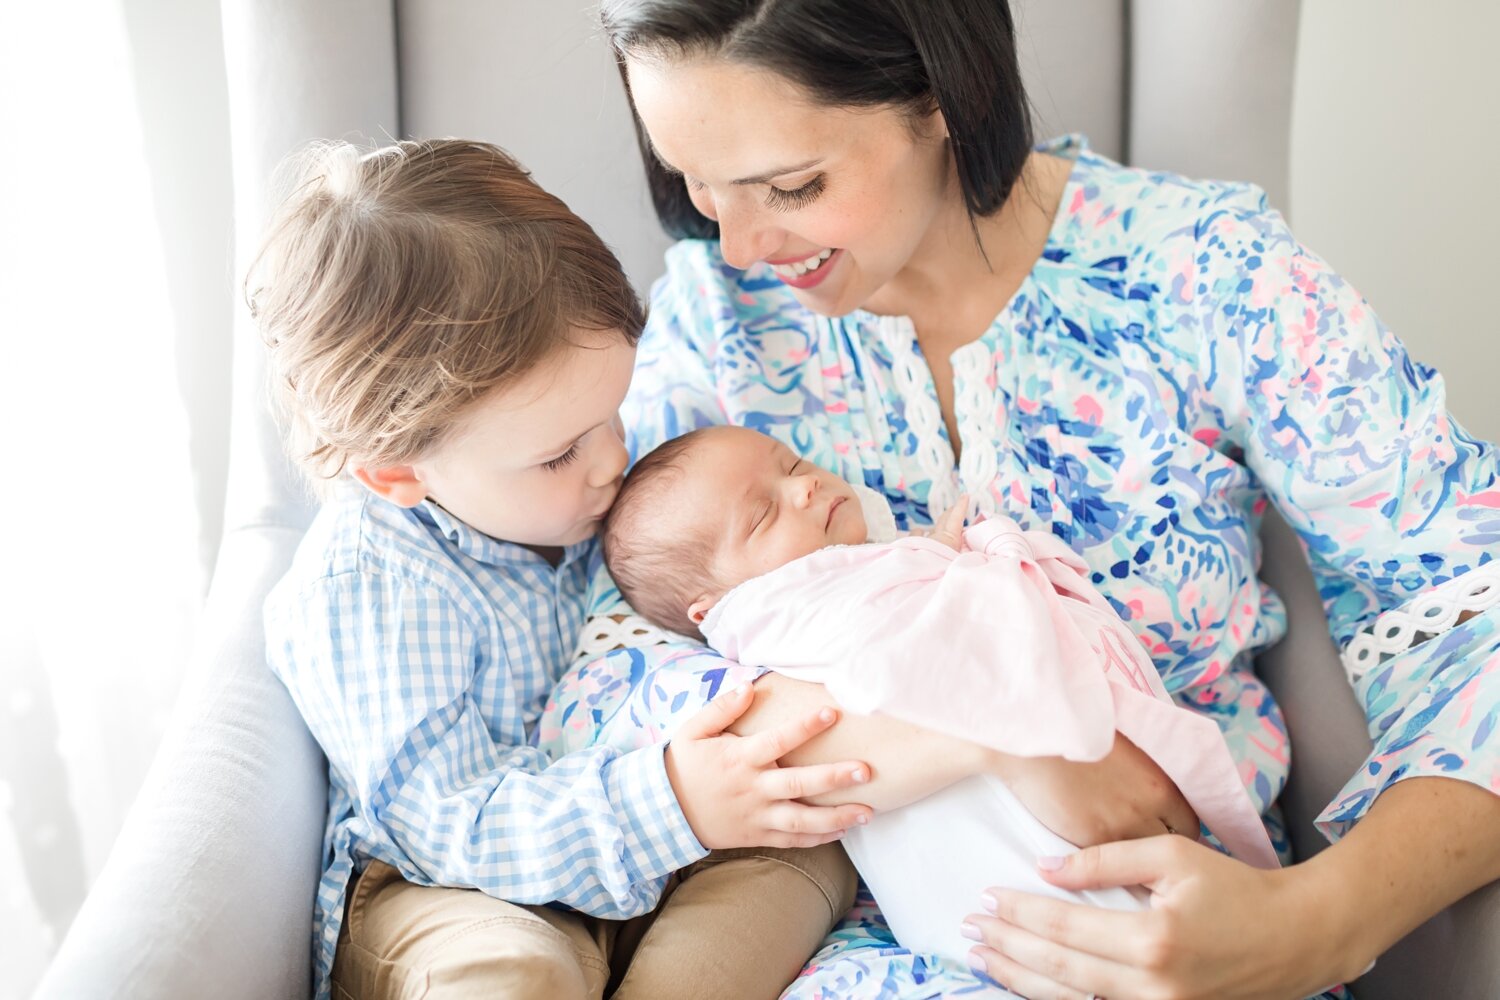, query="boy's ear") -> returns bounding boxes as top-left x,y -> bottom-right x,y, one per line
687,595 -> 718,626
351,464 -> 428,508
